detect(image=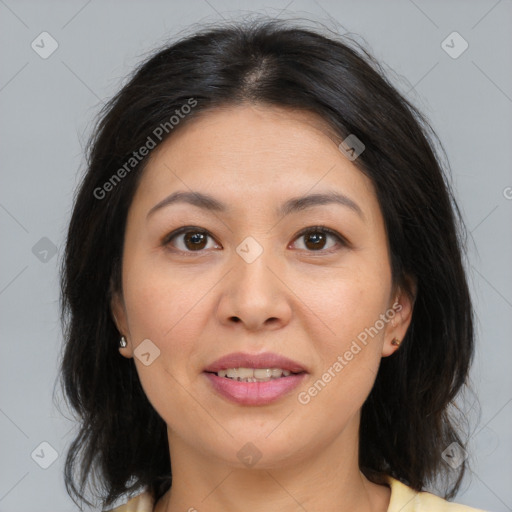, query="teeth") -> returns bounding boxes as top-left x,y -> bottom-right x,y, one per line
254,368 -> 272,379
216,367 -> 293,381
